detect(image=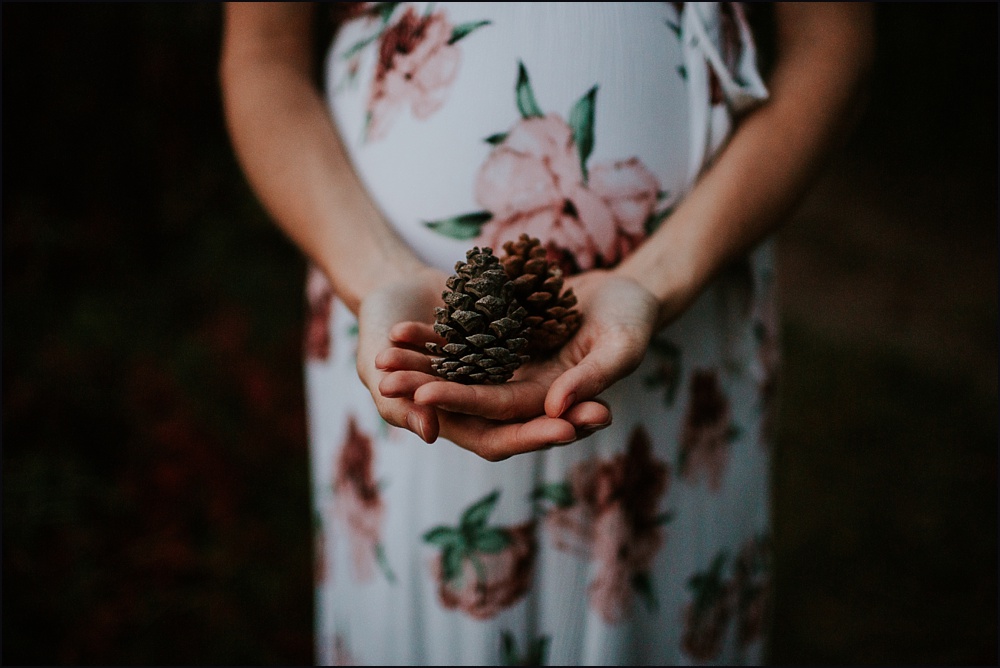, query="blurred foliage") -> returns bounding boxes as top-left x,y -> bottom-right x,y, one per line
2,2 -> 996,665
